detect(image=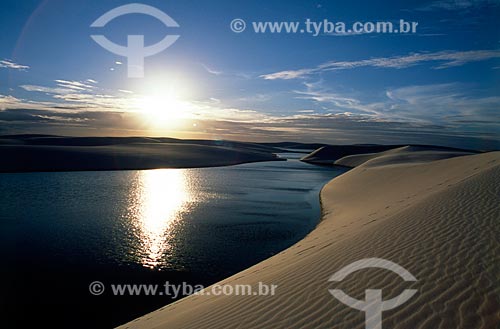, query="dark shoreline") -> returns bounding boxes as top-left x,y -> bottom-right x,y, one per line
0,136 -> 285,173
